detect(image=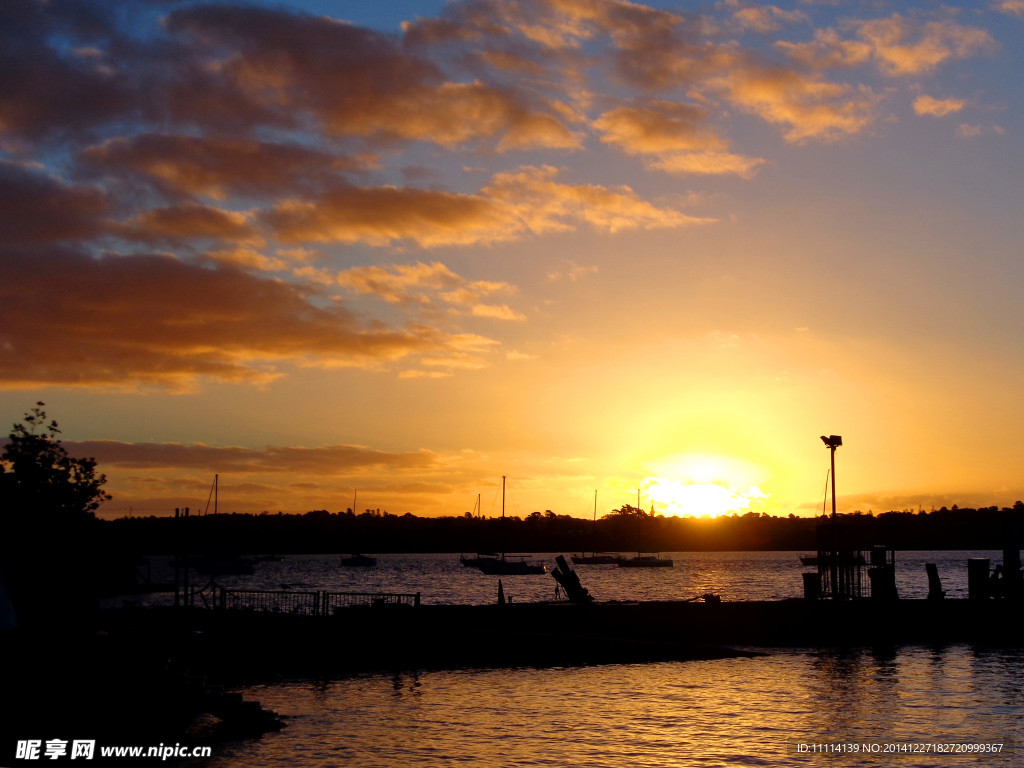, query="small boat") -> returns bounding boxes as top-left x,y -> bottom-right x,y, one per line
341,554 -> 377,567
571,492 -> 620,564
463,476 -> 545,575
461,552 -> 500,568
475,553 -> 545,575
571,552 -> 622,565
618,553 -> 674,568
